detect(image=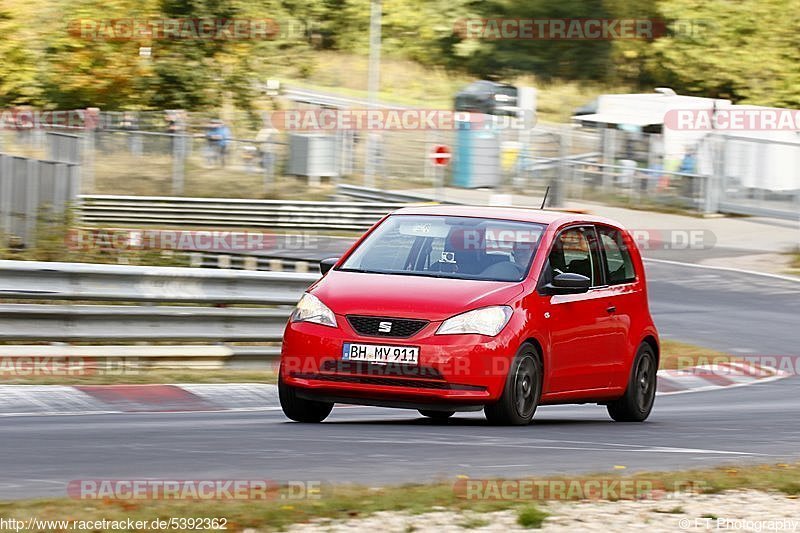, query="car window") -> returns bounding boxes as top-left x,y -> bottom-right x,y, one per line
351,229 -> 418,272
598,226 -> 637,284
542,227 -> 599,286
426,237 -> 445,269
339,215 -> 545,282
